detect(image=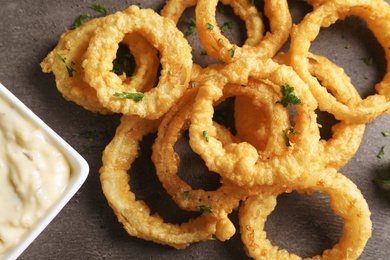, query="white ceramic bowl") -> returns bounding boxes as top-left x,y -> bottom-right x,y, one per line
0,83 -> 89,260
